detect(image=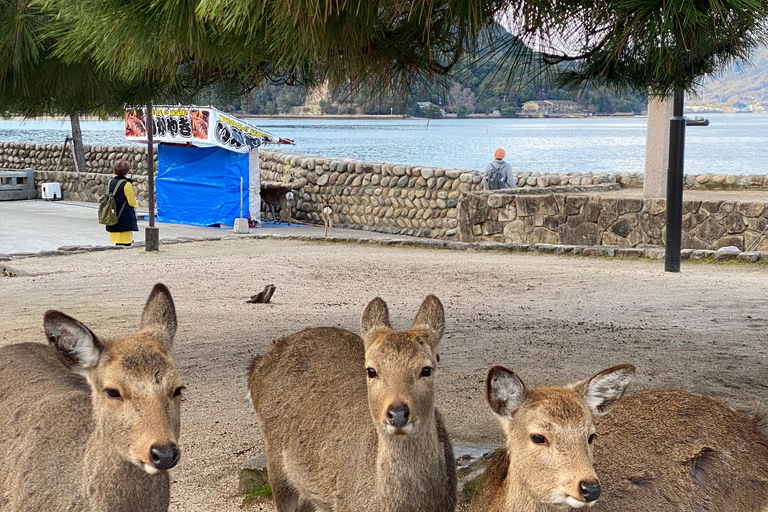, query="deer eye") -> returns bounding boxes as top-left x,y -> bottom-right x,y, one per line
104,388 -> 122,400
588,433 -> 597,444
173,386 -> 186,398
420,367 -> 433,377
530,434 -> 548,445
366,368 -> 378,379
